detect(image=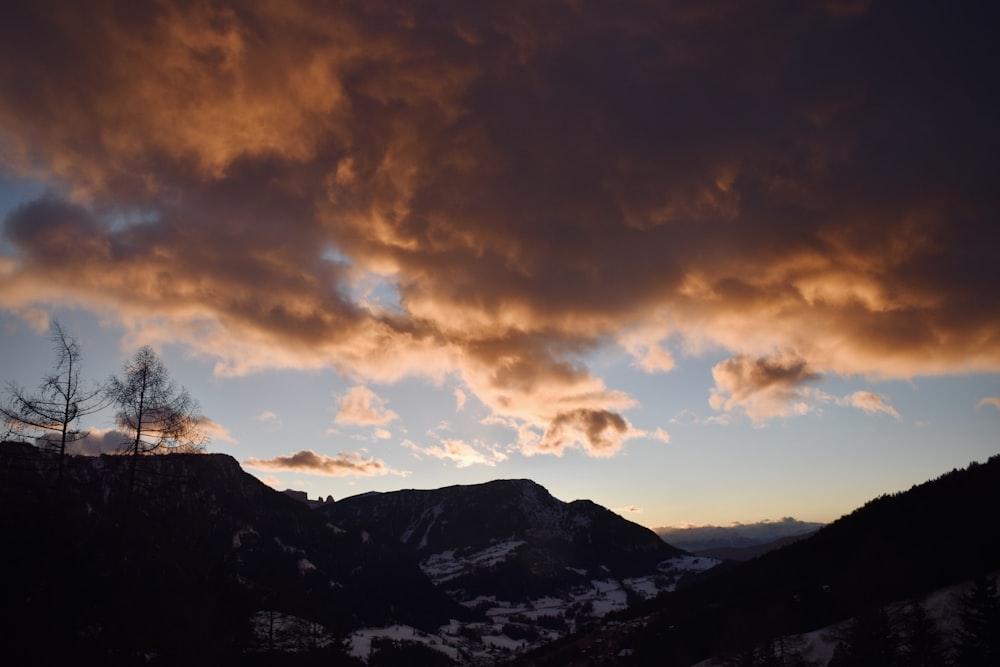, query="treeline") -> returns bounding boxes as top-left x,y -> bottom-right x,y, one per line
2,321 -> 209,495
